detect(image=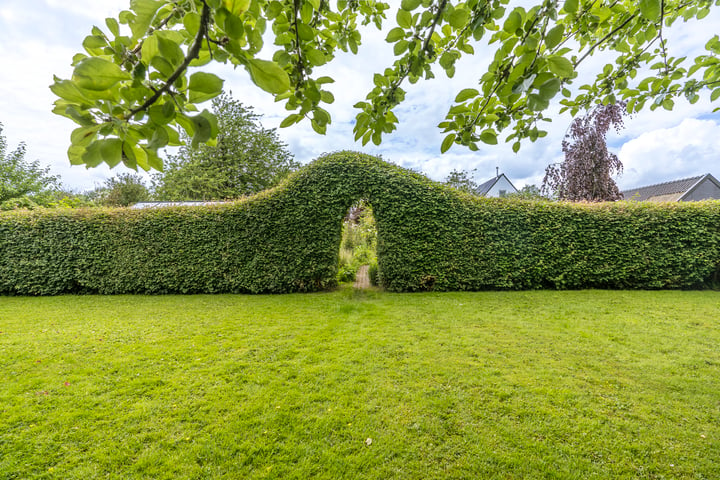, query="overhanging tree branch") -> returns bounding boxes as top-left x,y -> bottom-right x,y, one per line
127,1 -> 211,118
